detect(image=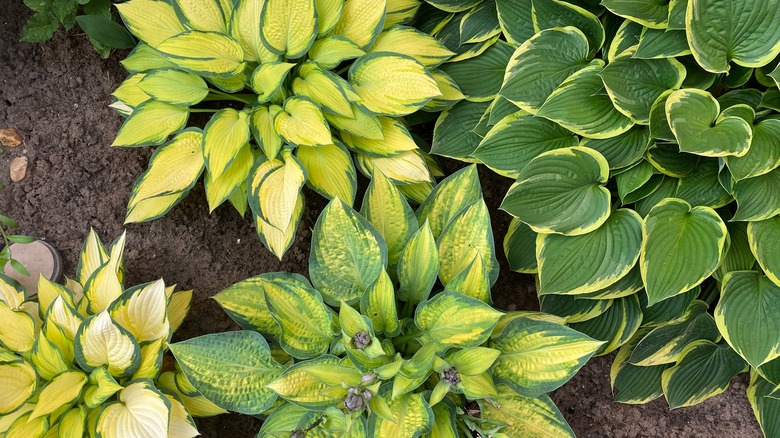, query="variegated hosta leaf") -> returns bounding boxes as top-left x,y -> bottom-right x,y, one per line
416,164 -> 481,239
257,402 -> 328,436
749,371 -> 780,437
569,294 -> 643,356
255,193 -> 305,259
537,209 -> 642,296
157,371 -> 228,417
749,217 -> 780,287
437,198 -> 498,286
31,332 -> 69,381
58,406 -> 87,438
166,394 -> 200,438
96,380 -> 171,438
310,198 -> 387,306
332,0 -> 387,49
0,274 -> 26,310
251,105 -> 284,159
0,301 -> 36,353
84,367 -> 123,408
361,270 -> 400,336
611,328 -> 670,405
264,281 -> 334,359
137,69 -> 209,106
167,289 -> 192,333
172,0 -> 226,33
265,356 -> 343,409
326,104 -> 384,140
0,361 -> 37,415
3,411 -> 47,437
202,108 -> 250,179
731,167 -> 780,222
490,316 -> 603,397
397,221 -> 438,304
110,279 -> 169,343
84,232 -> 126,314
539,294 -> 612,324
309,35 -> 365,69
29,370 -> 87,421
480,386 -> 575,438
501,147 -> 611,236
205,143 -> 253,212
724,119 -> 780,181
155,31 -> 245,77
579,126 -> 650,171
112,74 -> 150,108
111,101 -> 189,147
439,41 -> 514,102
415,291 -> 503,350
170,331 -> 283,414
133,338 -> 165,380
260,0 -> 317,58
75,311 -> 140,378
367,390 -> 433,437
116,0 -> 185,47
249,151 -> 306,235
424,69 -> 465,112
341,116 -> 418,157
715,271 -> 780,368
274,96 -> 333,146
601,0 -> 668,28
120,44 -> 177,73
76,228 -> 108,287
230,0 -> 275,63
369,26 -> 454,67
641,199 -> 727,305
430,100 -> 490,160
250,62 -> 296,103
